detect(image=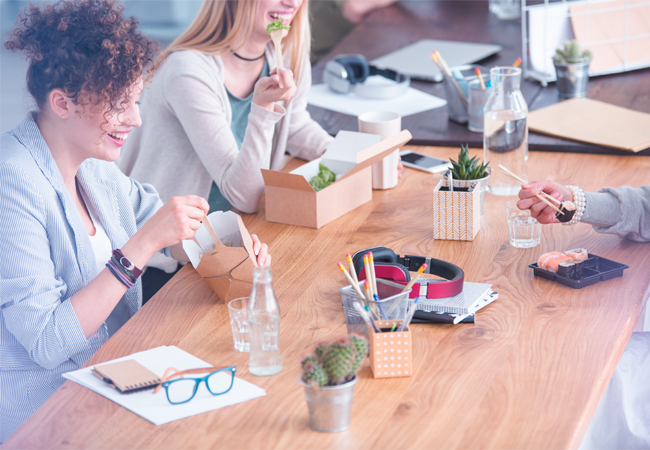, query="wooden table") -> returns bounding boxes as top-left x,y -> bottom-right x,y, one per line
5,148 -> 650,449
308,1 -> 650,155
